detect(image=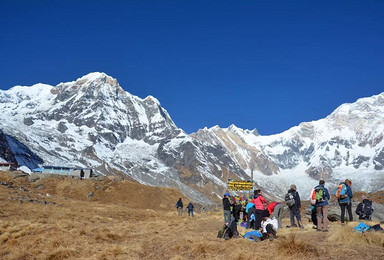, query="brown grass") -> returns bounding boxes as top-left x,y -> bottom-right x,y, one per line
328,222 -> 384,246
1,171 -> 384,259
277,233 -> 319,257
